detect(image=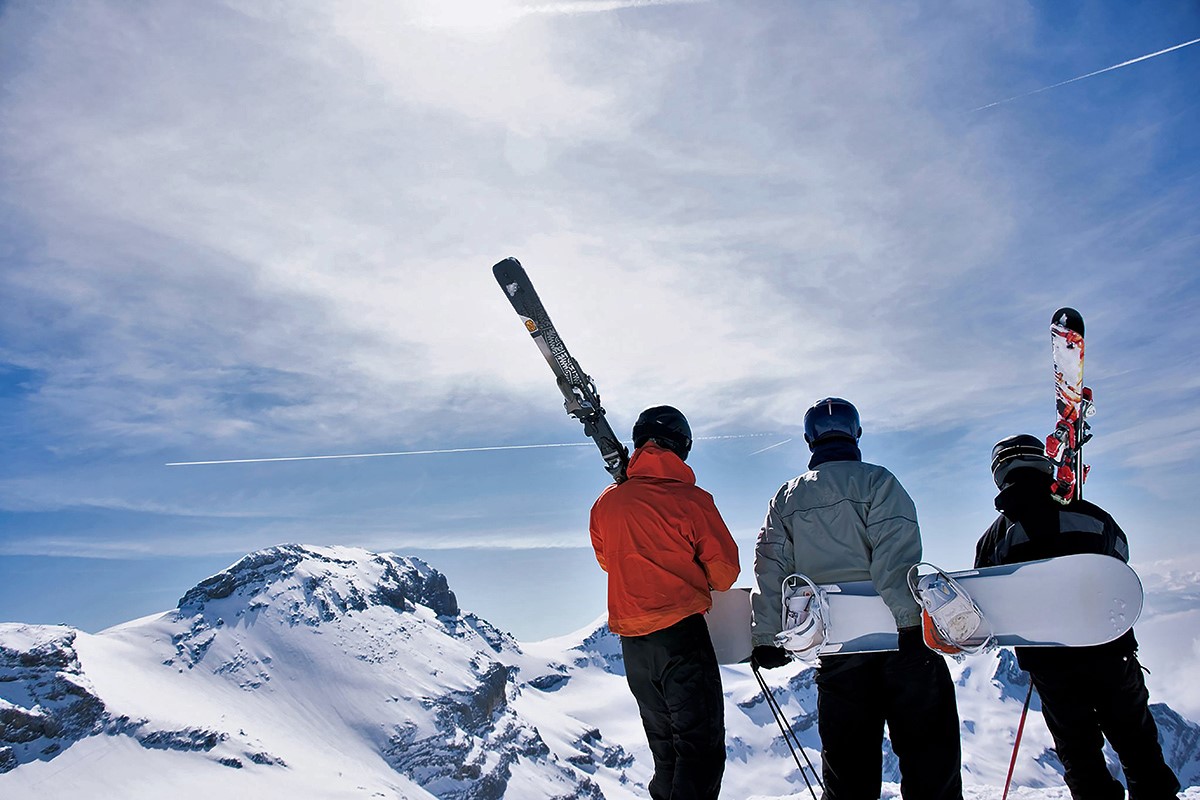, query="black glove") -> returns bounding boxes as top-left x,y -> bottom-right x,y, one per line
751,645 -> 791,669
